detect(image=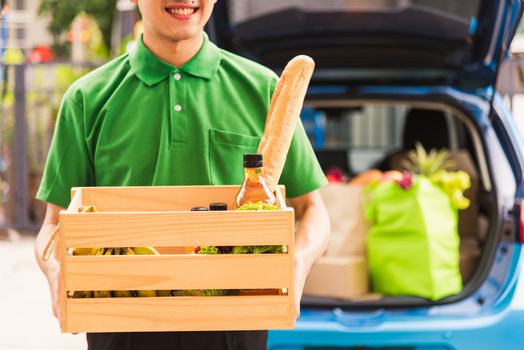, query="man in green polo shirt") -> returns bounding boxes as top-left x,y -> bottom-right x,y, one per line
34,0 -> 330,349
